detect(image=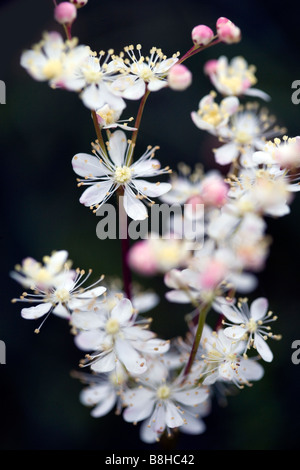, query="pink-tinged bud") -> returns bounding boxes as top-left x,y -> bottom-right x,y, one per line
203,59 -> 218,76
191,24 -> 214,46
54,2 -> 77,25
216,17 -> 241,44
70,0 -> 88,7
128,241 -> 158,276
199,259 -> 227,290
200,174 -> 228,207
167,64 -> 192,91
